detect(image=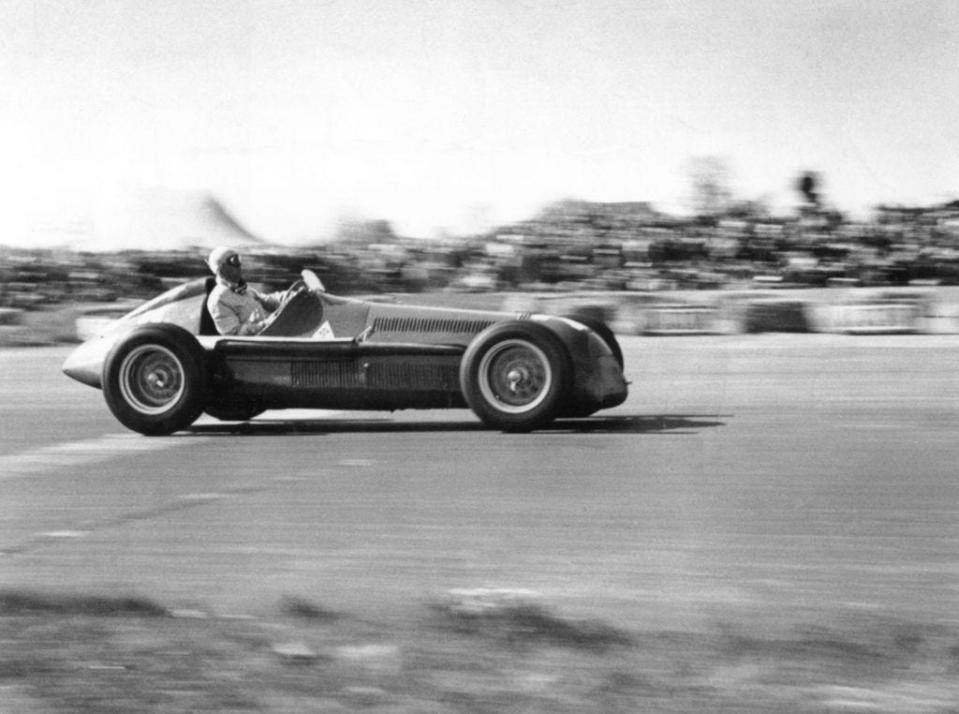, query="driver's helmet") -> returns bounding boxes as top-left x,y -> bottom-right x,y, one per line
207,247 -> 238,274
